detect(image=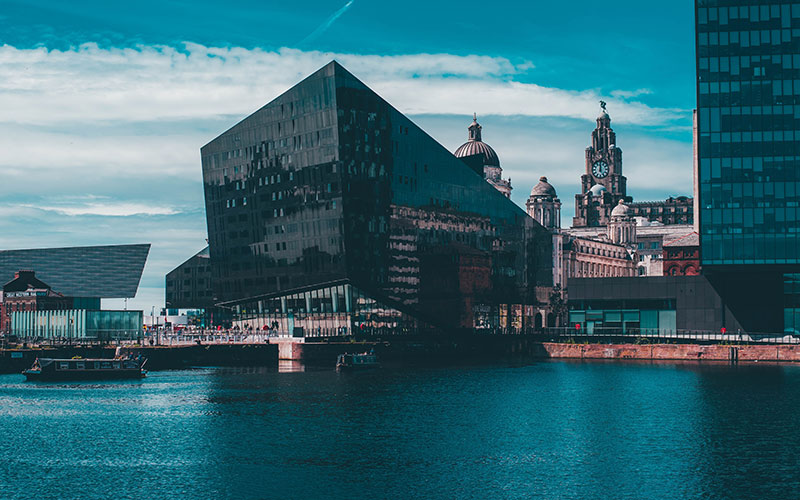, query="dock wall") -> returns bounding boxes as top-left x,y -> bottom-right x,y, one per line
4,340 -> 800,373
